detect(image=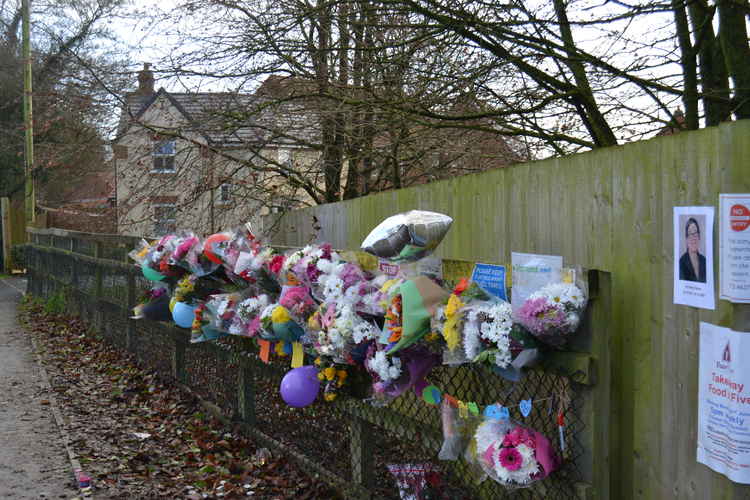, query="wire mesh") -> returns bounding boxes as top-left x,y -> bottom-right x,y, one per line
25,242 -> 593,500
